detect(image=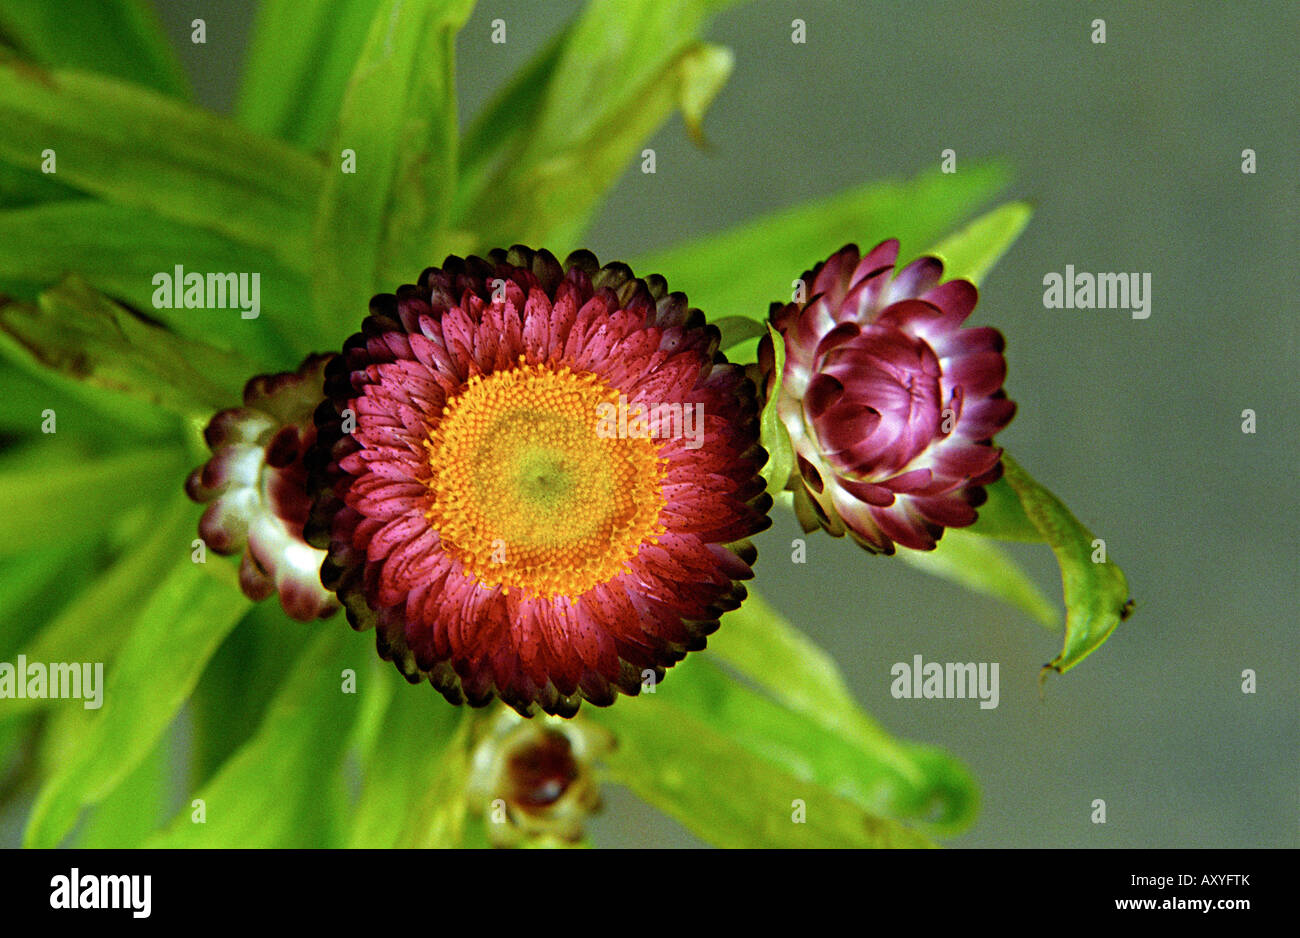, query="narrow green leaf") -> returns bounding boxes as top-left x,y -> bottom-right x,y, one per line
456,0 -> 735,249
0,56 -> 324,269
312,0 -> 475,340
0,277 -> 258,419
633,163 -> 1012,324
709,590 -> 978,830
898,527 -> 1057,627
377,1 -> 478,281
0,0 -> 189,98
1001,454 -> 1134,675
926,201 -> 1033,287
23,562 -> 250,848
234,0 -> 378,149
0,444 -> 185,558
588,664 -> 936,848
146,629 -> 359,848
0,201 -> 307,362
759,324 -> 794,498
968,476 -> 1043,542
